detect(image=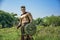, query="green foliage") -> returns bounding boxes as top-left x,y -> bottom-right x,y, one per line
34,18 -> 43,25
34,15 -> 60,26
0,10 -> 18,28
42,15 -> 60,26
